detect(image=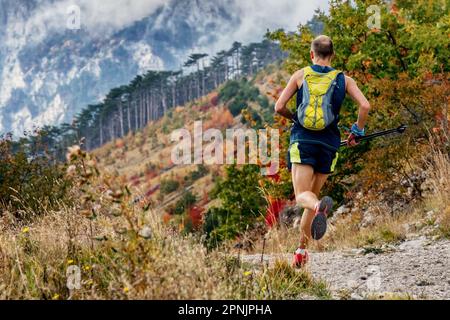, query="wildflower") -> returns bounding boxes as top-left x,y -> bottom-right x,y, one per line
84,265 -> 91,271
123,287 -> 129,293
21,226 -> 30,234
67,259 -> 74,265
66,165 -> 77,176
243,271 -> 252,277
52,294 -> 60,300
68,145 -> 81,154
66,145 -> 82,162
86,279 -> 94,286
261,286 -> 268,298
